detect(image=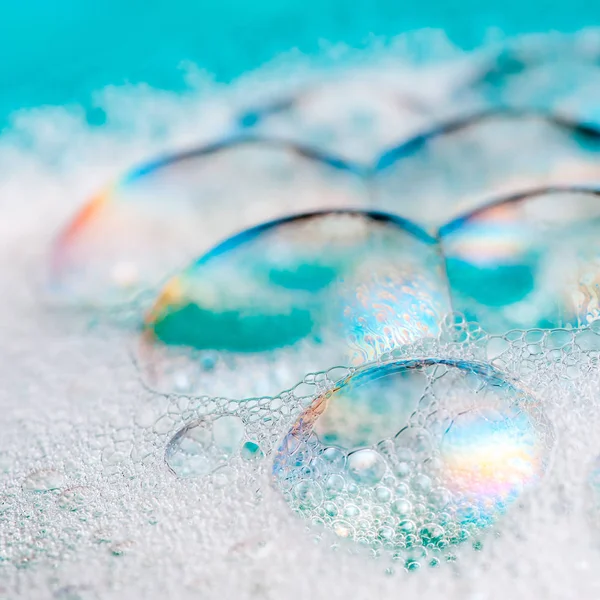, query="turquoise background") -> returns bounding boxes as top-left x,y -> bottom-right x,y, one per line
1,0 -> 599,128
